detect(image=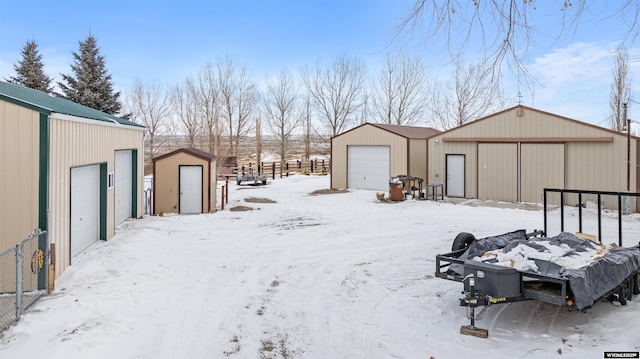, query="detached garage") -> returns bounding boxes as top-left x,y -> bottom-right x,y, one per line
153,148 -> 218,215
428,105 -> 639,203
331,123 -> 440,191
0,81 -> 145,282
